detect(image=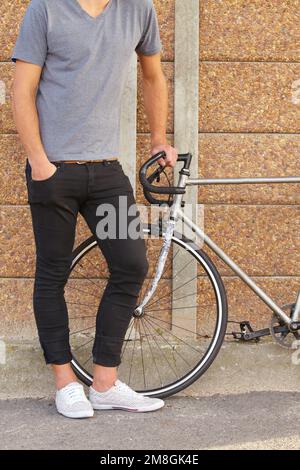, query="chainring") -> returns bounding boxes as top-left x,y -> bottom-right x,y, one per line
270,303 -> 300,349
